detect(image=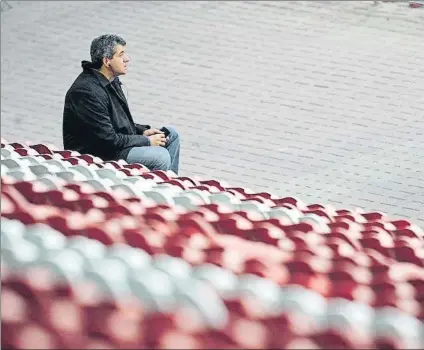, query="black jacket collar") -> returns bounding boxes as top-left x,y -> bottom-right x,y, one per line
81,60 -> 121,87
81,60 -> 128,107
